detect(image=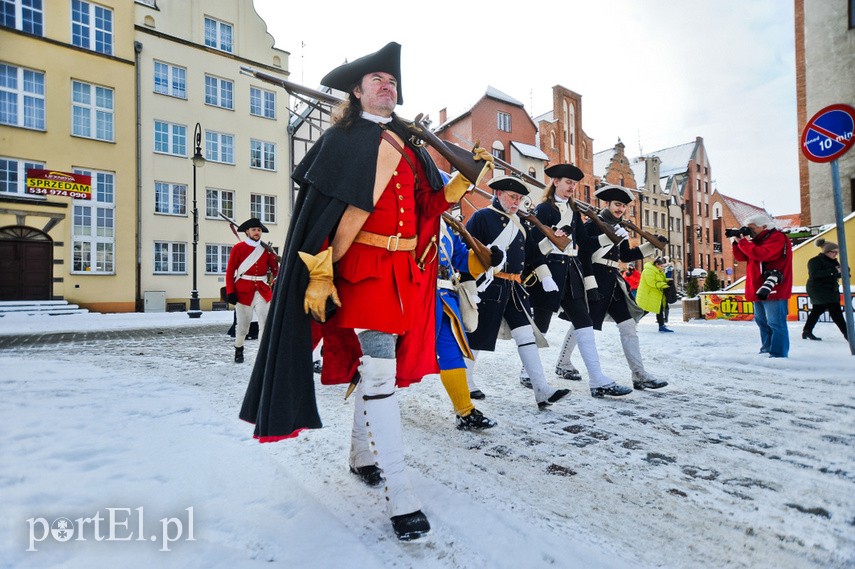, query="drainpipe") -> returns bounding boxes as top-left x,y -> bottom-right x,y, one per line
134,41 -> 143,312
